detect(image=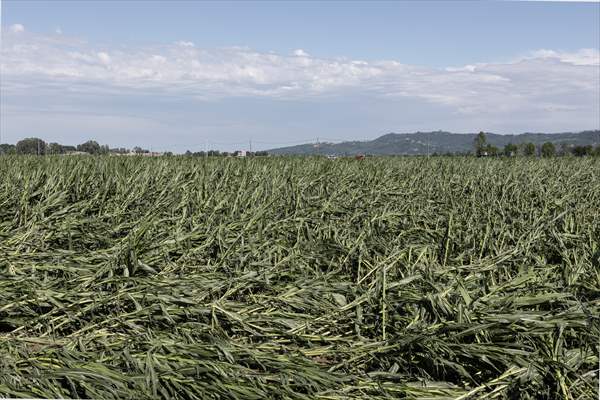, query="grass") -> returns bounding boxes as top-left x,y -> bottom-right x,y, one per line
0,155 -> 598,399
